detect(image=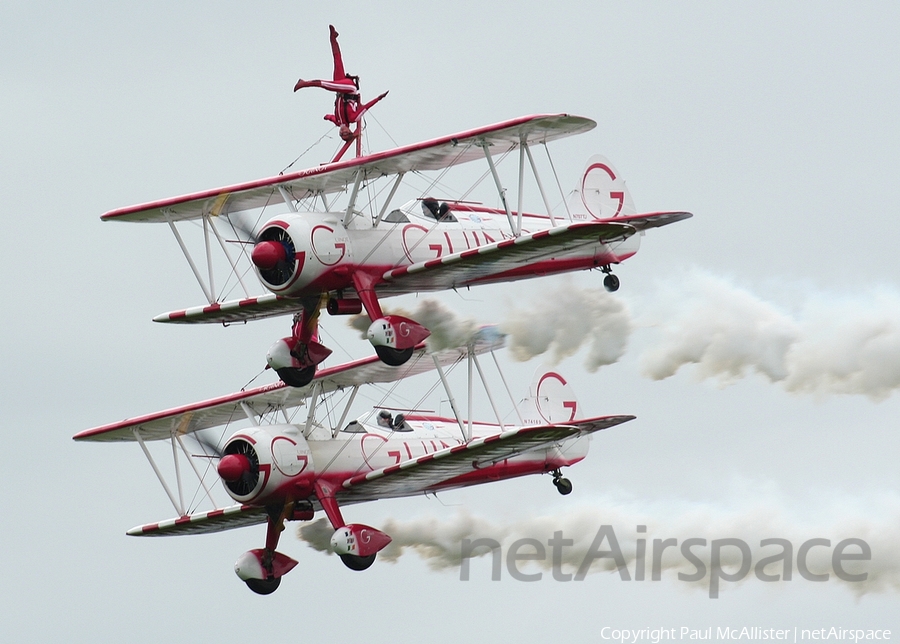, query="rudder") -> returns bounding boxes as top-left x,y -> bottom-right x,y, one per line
519,369 -> 579,425
566,155 -> 636,220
